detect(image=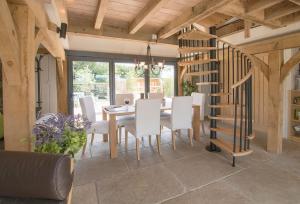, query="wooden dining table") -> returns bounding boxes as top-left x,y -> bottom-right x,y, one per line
102,102 -> 201,159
